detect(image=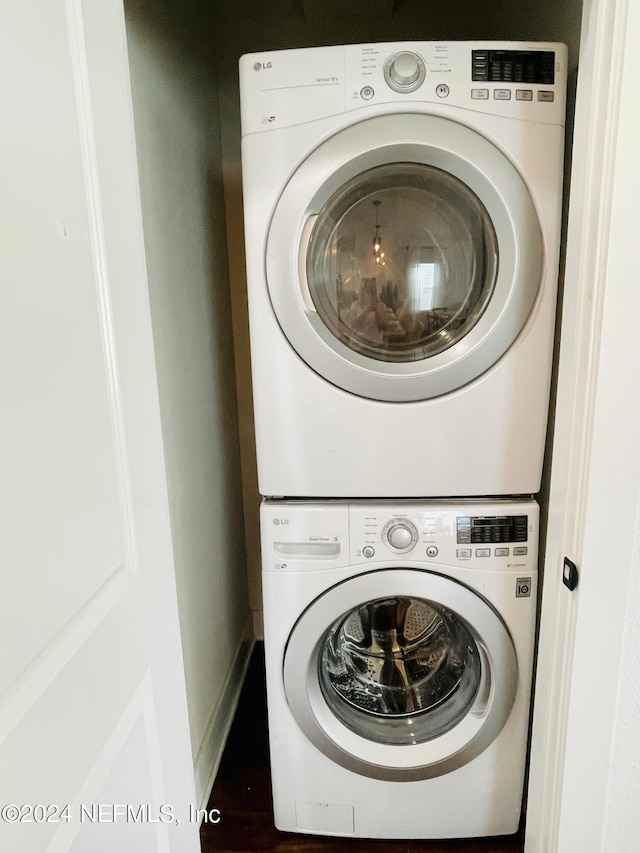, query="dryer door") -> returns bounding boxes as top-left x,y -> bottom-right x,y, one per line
267,114 -> 543,401
283,569 -> 517,781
